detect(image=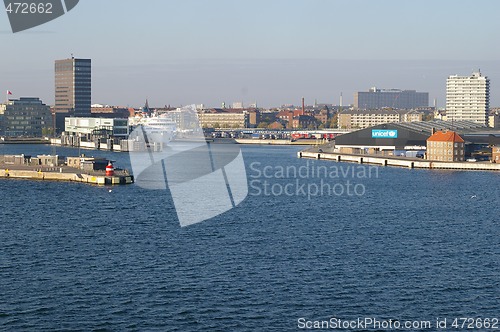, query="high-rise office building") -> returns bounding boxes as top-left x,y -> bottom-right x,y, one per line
446,71 -> 490,125
354,88 -> 429,110
54,57 -> 91,132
